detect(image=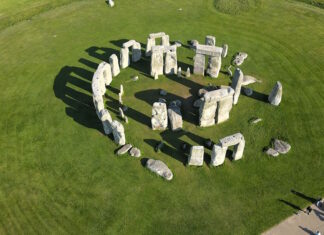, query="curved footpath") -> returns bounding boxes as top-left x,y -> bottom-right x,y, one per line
263,201 -> 324,234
